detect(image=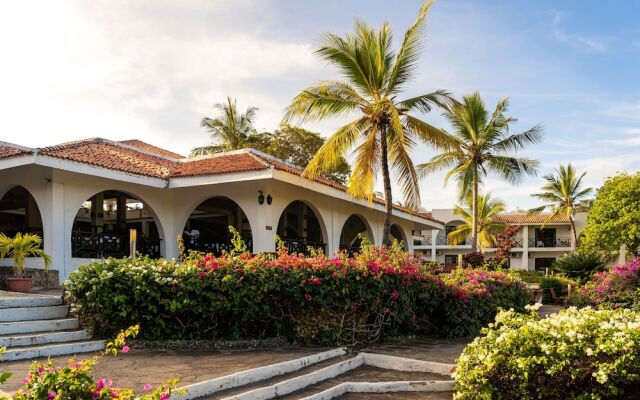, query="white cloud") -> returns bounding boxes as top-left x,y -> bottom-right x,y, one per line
600,102 -> 640,120
551,10 -> 607,53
